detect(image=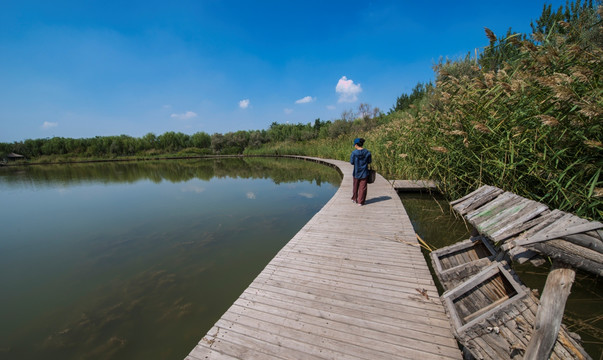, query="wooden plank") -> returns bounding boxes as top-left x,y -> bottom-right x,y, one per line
246,281 -> 452,329
462,189 -> 513,218
240,285 -> 455,335
505,209 -> 551,238
432,239 -> 474,257
450,185 -> 491,206
251,272 -> 445,313
392,179 -> 438,191
267,256 -> 436,287
265,260 -> 434,288
487,201 -> 549,242
517,221 -> 603,246
530,240 -> 603,276
466,192 -> 518,224
562,233 -> 603,253
228,296 -> 459,354
457,292 -> 528,335
457,187 -> 506,216
524,261 -> 576,360
473,195 -> 528,233
261,264 -> 435,297
451,185 -> 500,208
185,157 -> 461,360
443,263 -> 501,299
